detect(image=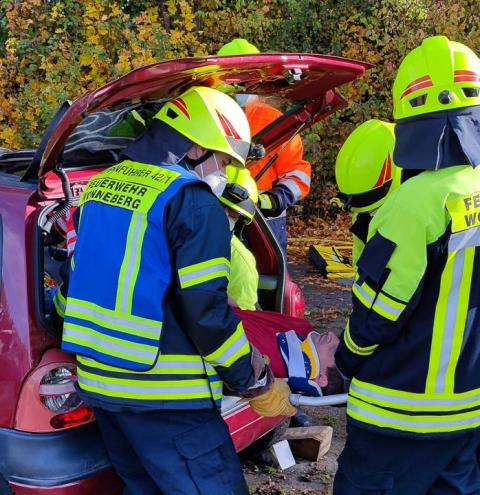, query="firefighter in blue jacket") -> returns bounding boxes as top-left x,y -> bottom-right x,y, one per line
53,86 -> 295,495
334,36 -> 480,494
